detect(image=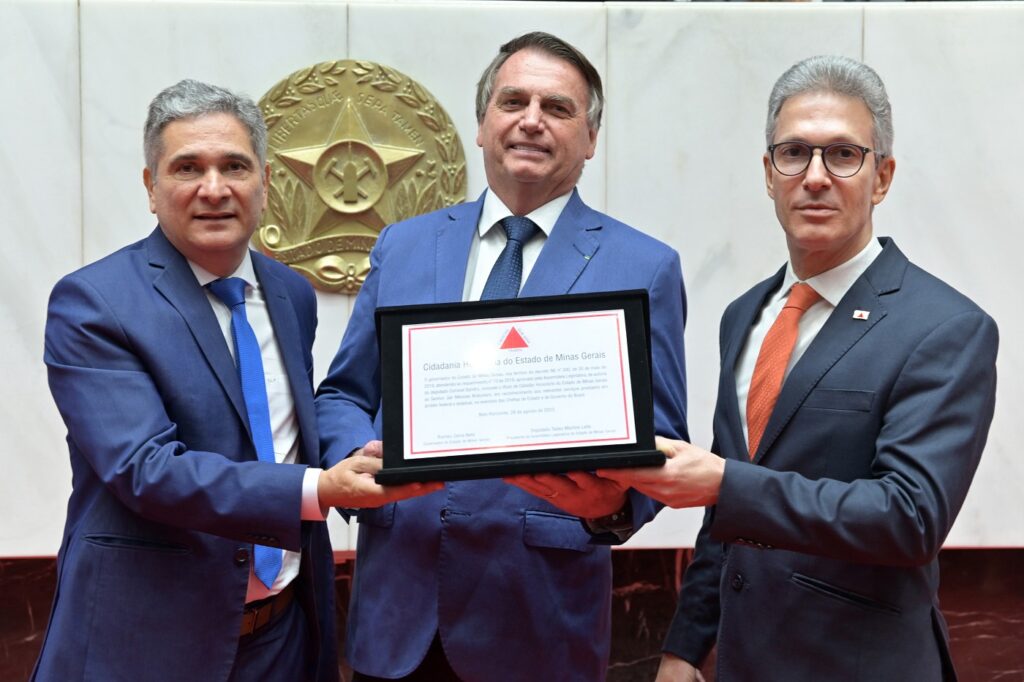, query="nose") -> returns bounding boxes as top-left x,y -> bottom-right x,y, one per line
518,96 -> 544,132
197,168 -> 230,202
802,150 -> 832,191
